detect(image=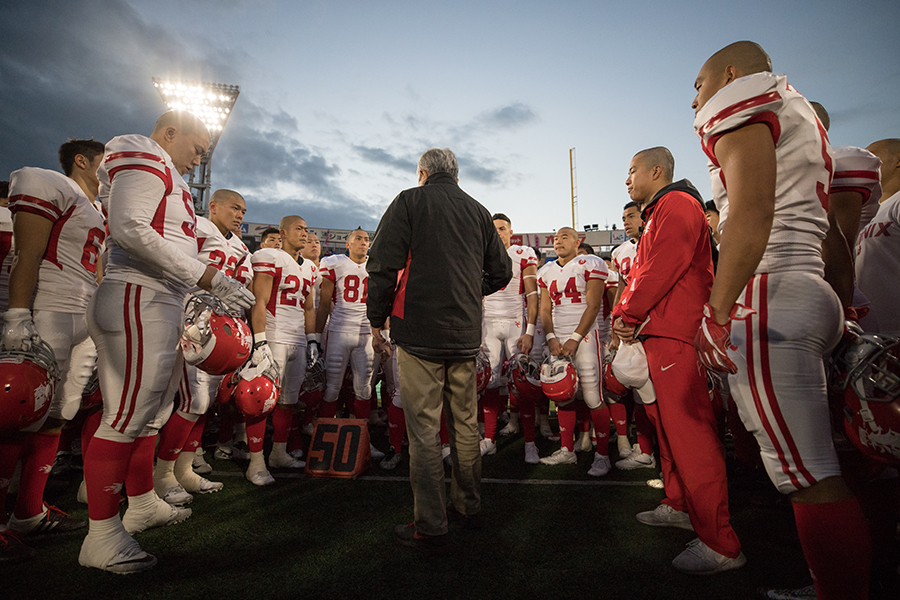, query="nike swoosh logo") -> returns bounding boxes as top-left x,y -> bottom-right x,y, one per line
661,363 -> 675,371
